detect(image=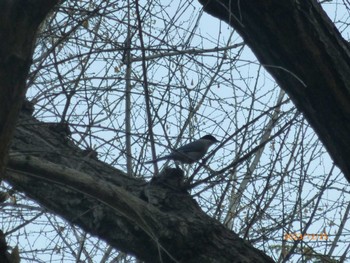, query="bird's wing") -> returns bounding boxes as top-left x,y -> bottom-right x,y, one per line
174,140 -> 206,153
